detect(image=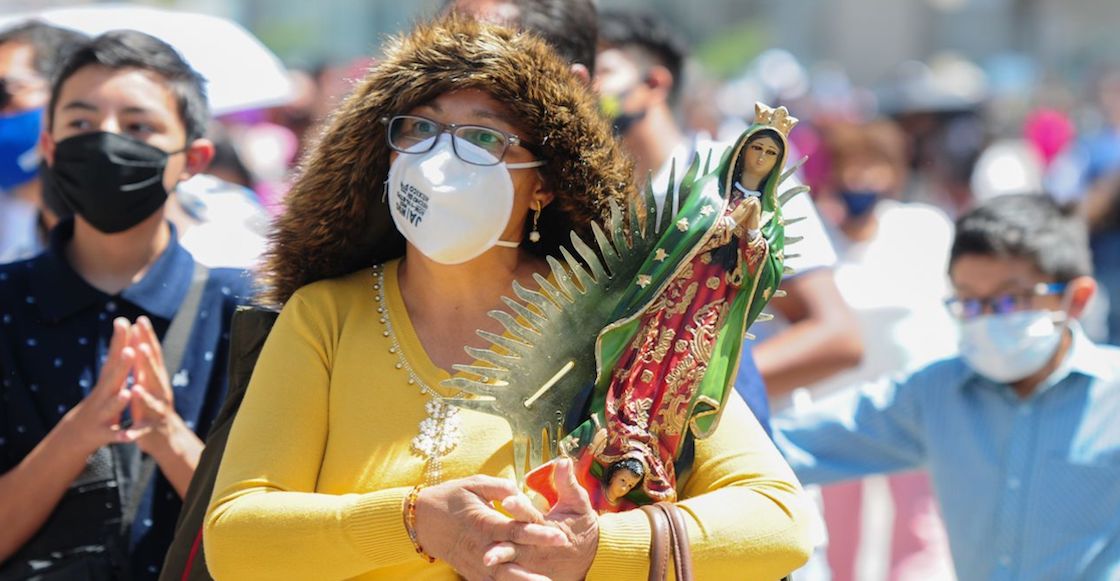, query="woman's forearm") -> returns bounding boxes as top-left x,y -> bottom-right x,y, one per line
587,392 -> 815,580
587,482 -> 812,580
204,486 -> 417,580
